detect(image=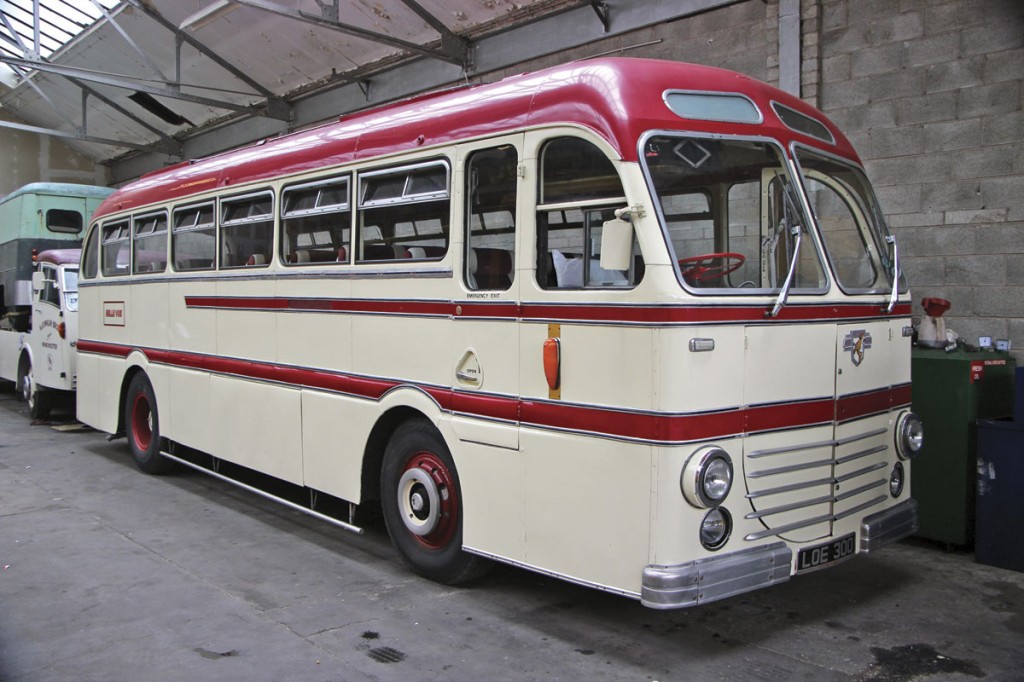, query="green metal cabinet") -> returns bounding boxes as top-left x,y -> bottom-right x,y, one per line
911,347 -> 1015,547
